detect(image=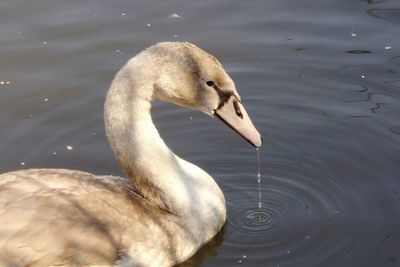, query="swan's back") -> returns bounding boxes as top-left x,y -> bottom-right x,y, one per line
0,169 -> 181,266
